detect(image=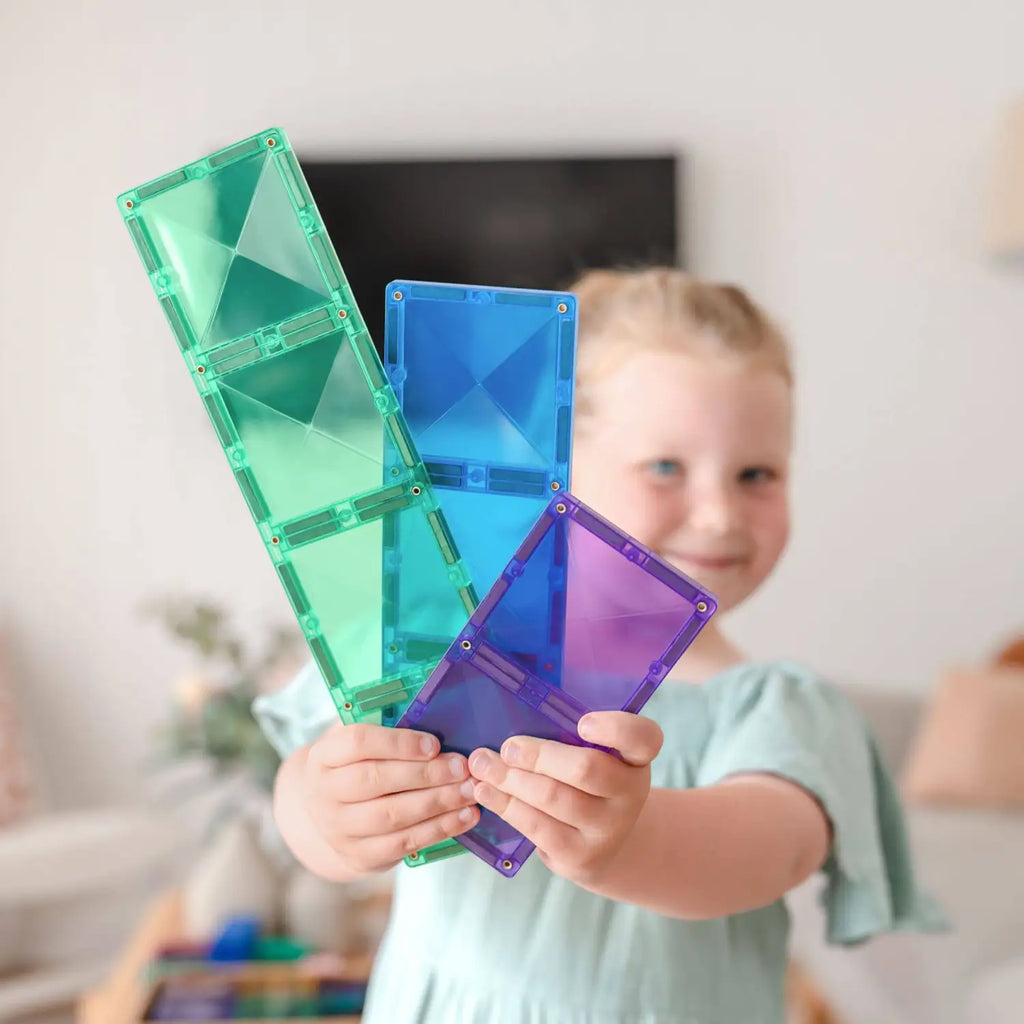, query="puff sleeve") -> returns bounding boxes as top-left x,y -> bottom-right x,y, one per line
697,664 -> 947,945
